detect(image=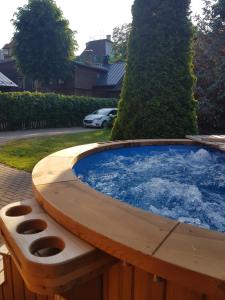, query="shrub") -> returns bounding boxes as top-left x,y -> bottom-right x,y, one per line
112,0 -> 198,139
0,92 -> 117,131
